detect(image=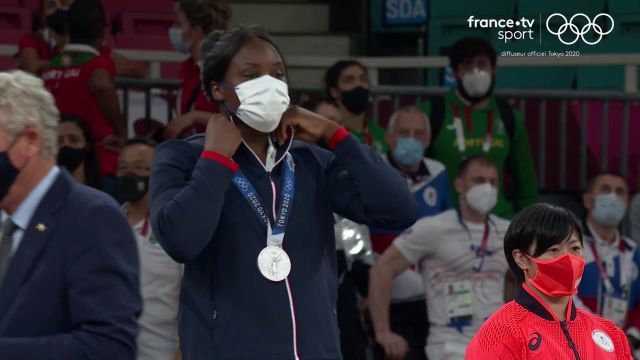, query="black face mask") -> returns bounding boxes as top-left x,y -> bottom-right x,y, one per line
0,150 -> 19,202
340,87 -> 370,115
46,9 -> 68,36
57,146 -> 87,172
117,175 -> 150,203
